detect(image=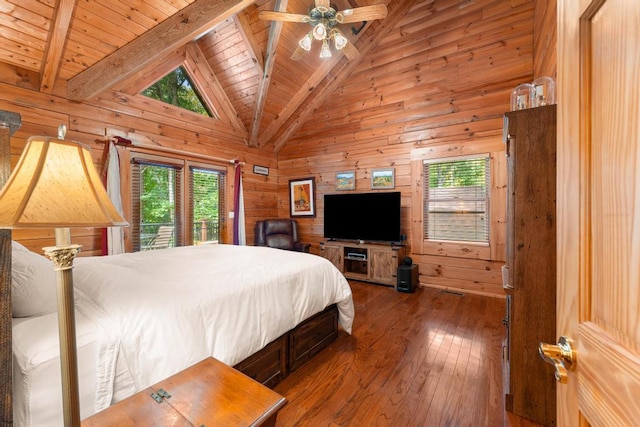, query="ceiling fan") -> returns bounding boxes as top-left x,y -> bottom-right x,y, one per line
259,0 -> 388,60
